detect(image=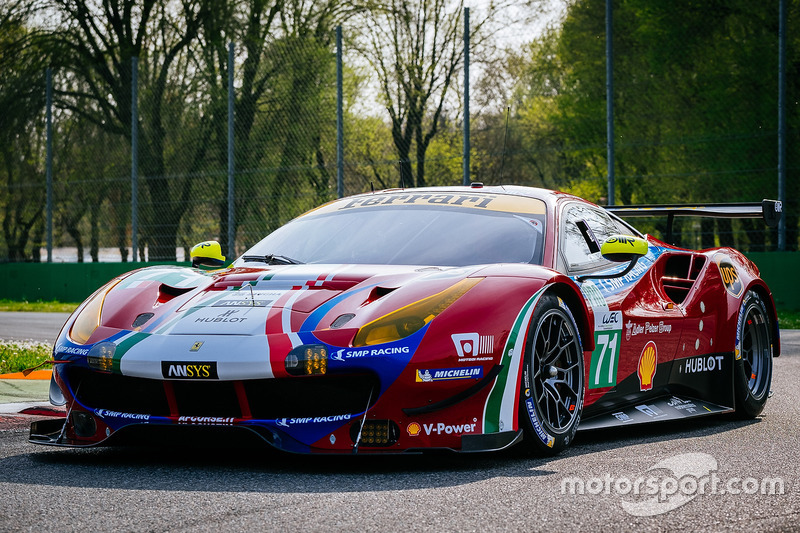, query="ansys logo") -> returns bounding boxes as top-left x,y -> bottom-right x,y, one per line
161,361 -> 219,379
